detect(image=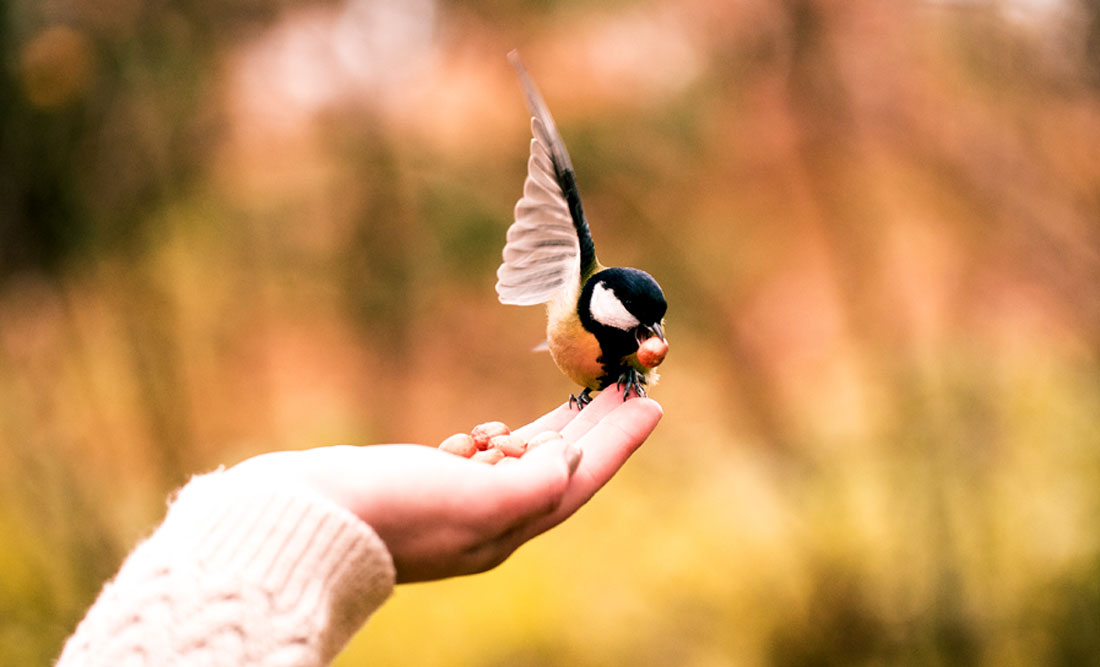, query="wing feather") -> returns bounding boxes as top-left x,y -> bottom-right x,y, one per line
495,119 -> 581,305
